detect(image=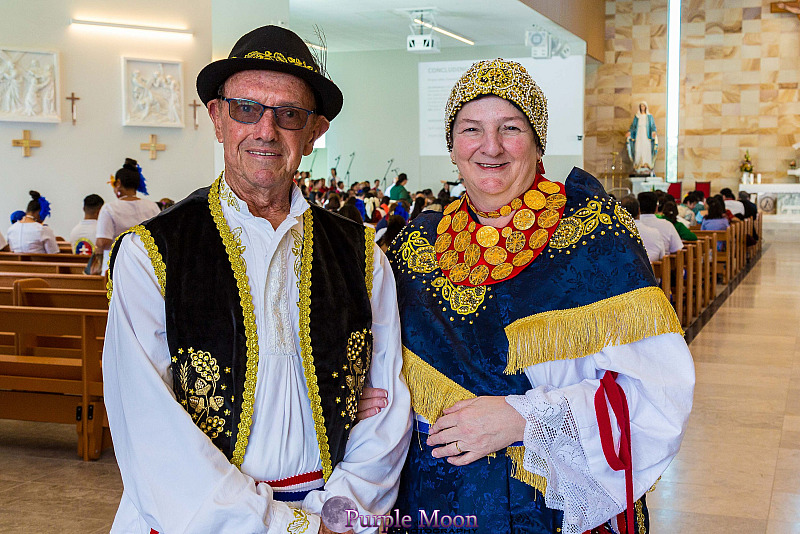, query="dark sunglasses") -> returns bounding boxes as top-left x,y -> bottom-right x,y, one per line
221,97 -> 315,130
